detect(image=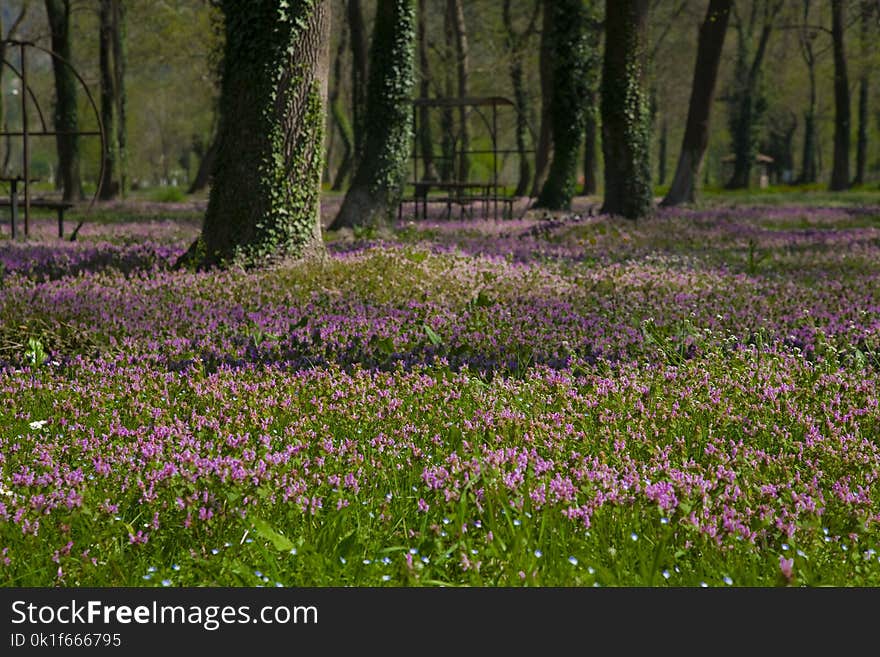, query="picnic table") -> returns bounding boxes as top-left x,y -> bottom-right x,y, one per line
398,180 -> 514,221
